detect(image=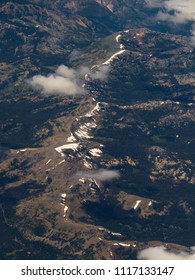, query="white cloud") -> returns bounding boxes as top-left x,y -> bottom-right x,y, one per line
146,0 -> 195,45
138,246 -> 195,260
75,169 -> 120,181
27,65 -> 89,96
27,74 -> 84,96
27,64 -> 110,96
147,0 -> 195,23
69,50 -> 81,62
55,65 -> 77,79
